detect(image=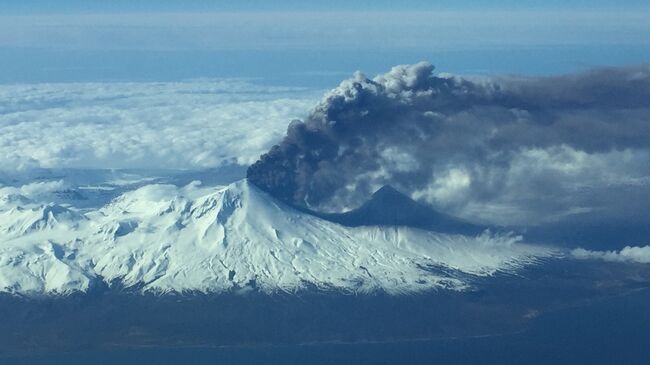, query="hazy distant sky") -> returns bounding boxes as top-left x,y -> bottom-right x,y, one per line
1,1 -> 649,84
3,0 -> 650,13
